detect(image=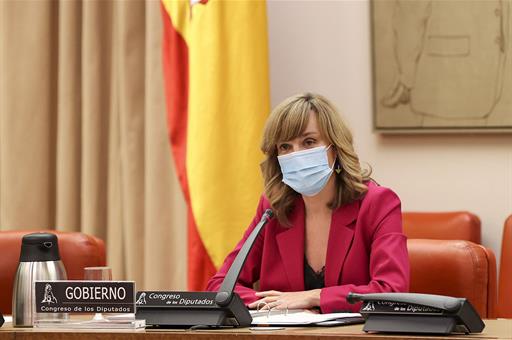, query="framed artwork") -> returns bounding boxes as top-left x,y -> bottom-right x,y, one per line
372,0 -> 512,132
